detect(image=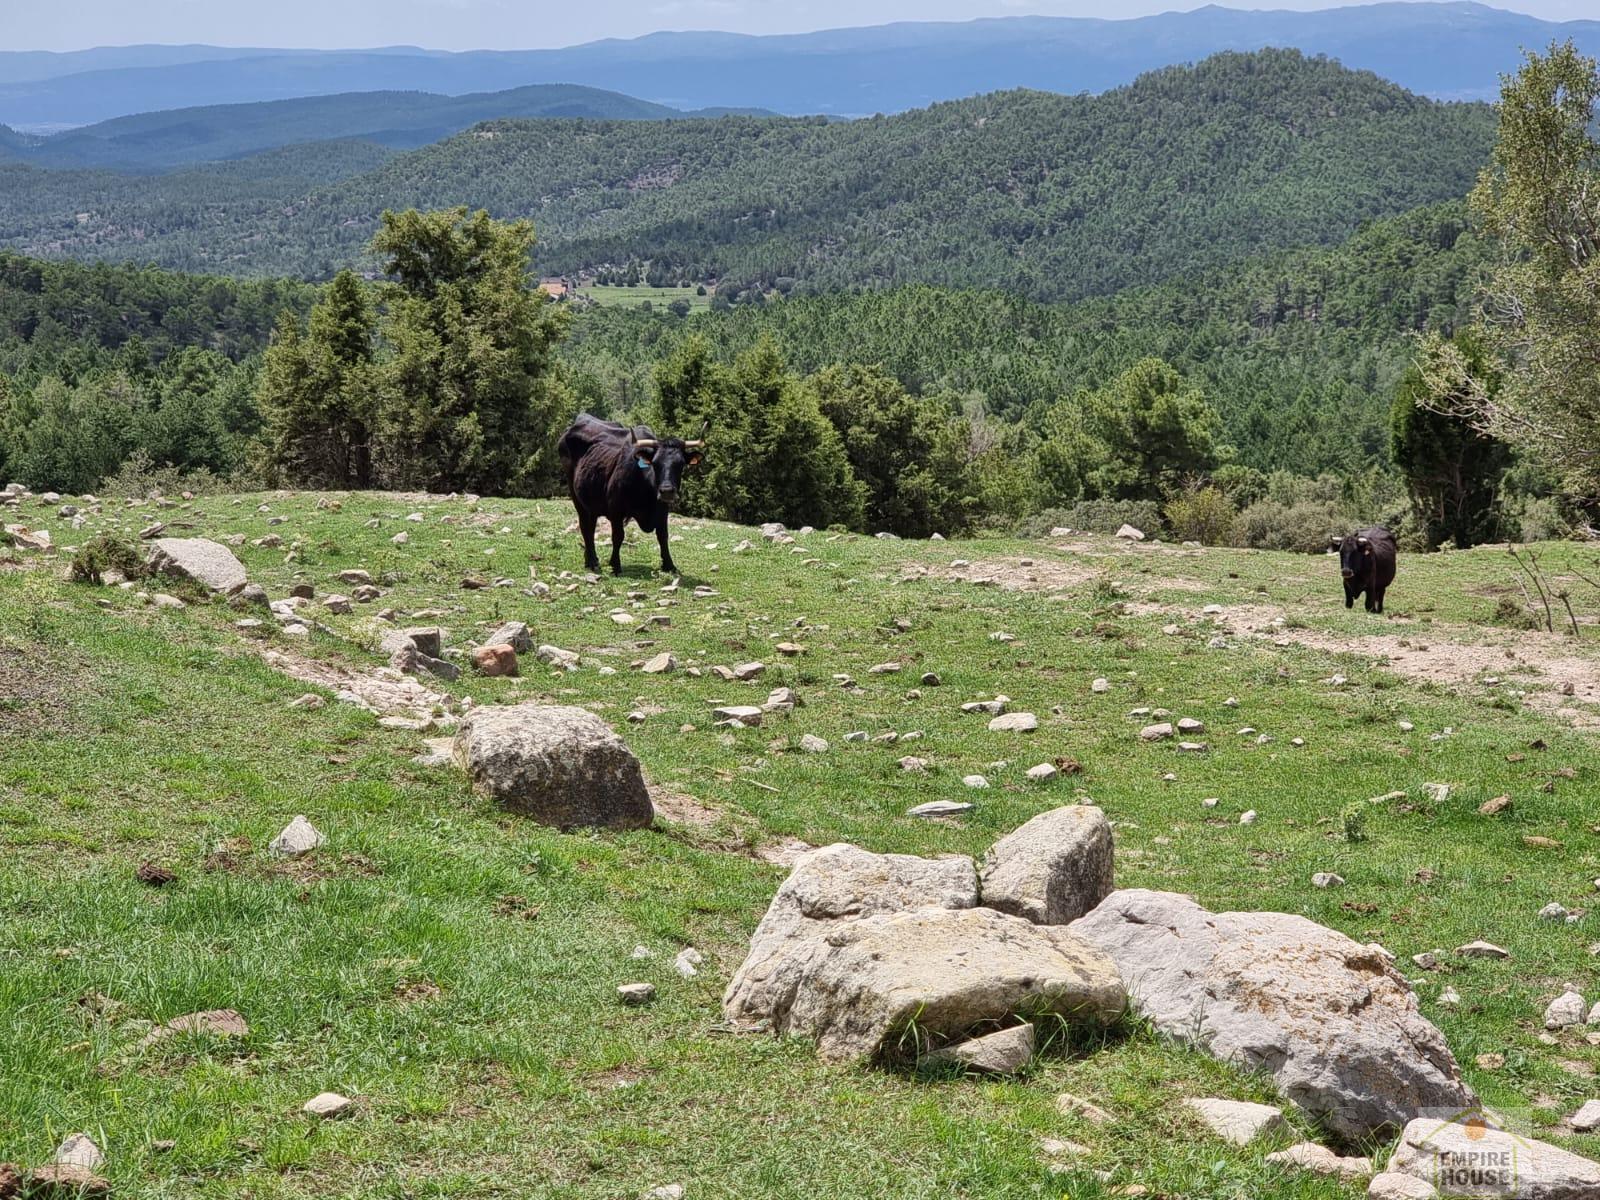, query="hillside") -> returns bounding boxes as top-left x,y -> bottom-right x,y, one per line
10,85 -> 773,172
1,490 -> 1598,1197
0,52 -> 1498,303
2,2 -> 1598,127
